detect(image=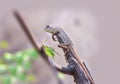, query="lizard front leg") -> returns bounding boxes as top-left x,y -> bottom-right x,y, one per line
52,31 -> 59,41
